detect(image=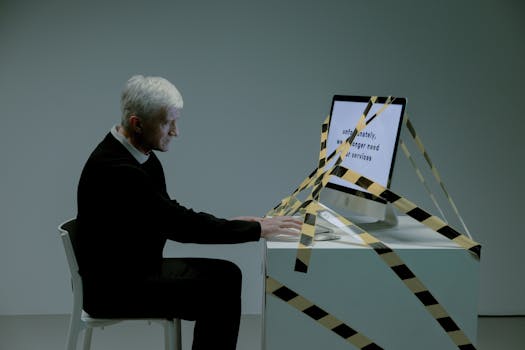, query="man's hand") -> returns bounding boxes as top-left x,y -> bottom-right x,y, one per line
259,216 -> 303,240
231,215 -> 303,239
